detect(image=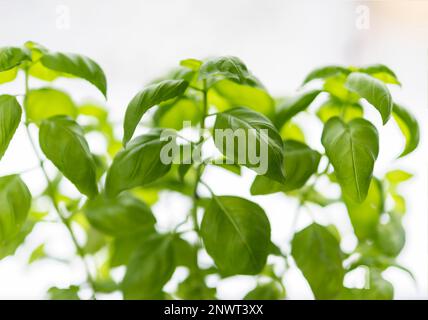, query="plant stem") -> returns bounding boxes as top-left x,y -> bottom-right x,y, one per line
23,69 -> 97,298
190,79 -> 209,237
